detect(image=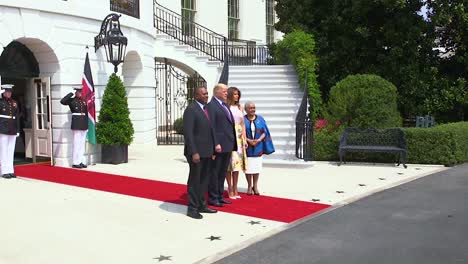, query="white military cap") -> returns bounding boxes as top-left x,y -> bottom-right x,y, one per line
0,84 -> 14,90
72,86 -> 83,91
